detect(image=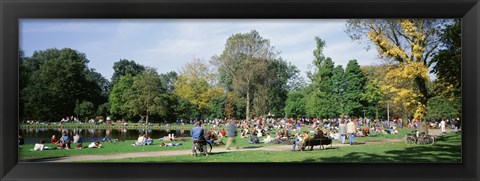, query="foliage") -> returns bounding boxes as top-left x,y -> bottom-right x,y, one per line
74,100 -> 95,119
211,30 -> 281,120
346,19 -> 448,120
284,90 -> 307,118
21,48 -> 104,121
426,96 -> 461,120
122,68 -> 168,123
111,59 -> 146,86
343,60 -> 367,117
109,74 -> 135,119
174,59 -> 225,120
306,37 -> 344,118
